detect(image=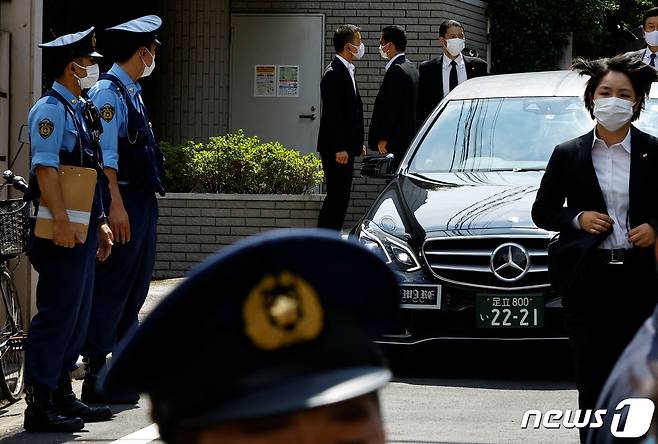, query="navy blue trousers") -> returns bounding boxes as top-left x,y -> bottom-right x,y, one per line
24,219 -> 99,389
83,189 -> 157,357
